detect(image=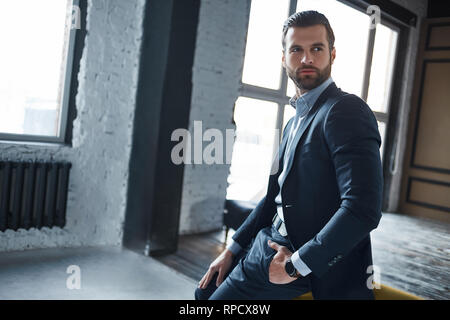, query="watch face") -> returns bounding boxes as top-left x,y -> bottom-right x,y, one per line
285,260 -> 296,276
